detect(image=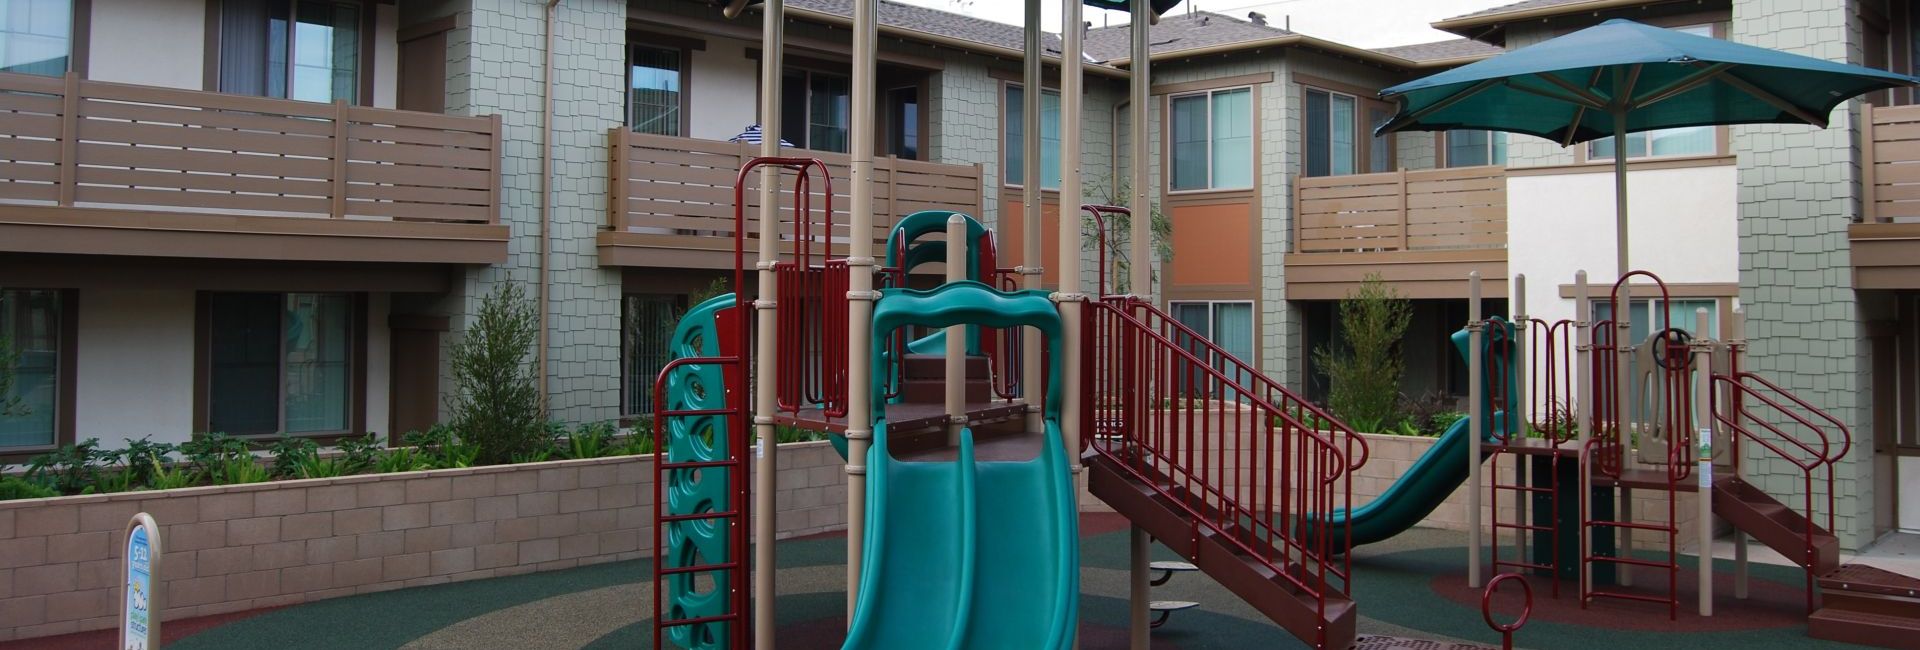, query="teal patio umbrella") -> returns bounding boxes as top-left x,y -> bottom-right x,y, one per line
1377,18 -> 1917,275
